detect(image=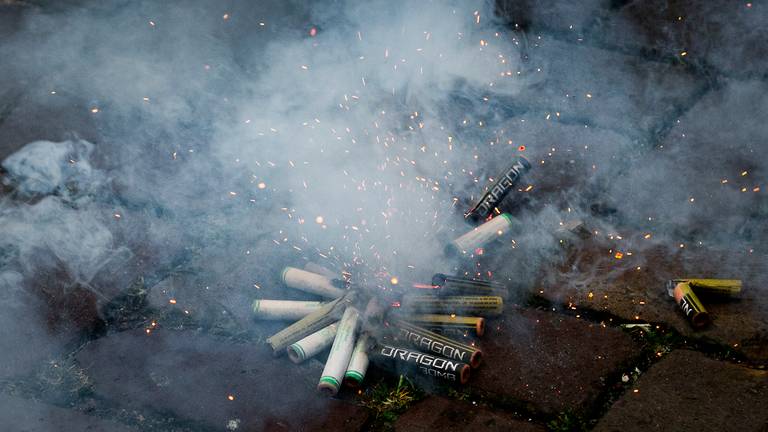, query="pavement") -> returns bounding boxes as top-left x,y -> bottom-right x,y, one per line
1,1 -> 767,431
